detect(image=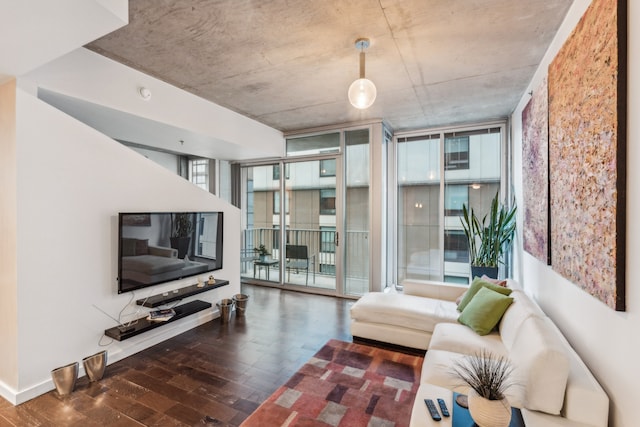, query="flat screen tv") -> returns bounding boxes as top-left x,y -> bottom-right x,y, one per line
117,212 -> 223,293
